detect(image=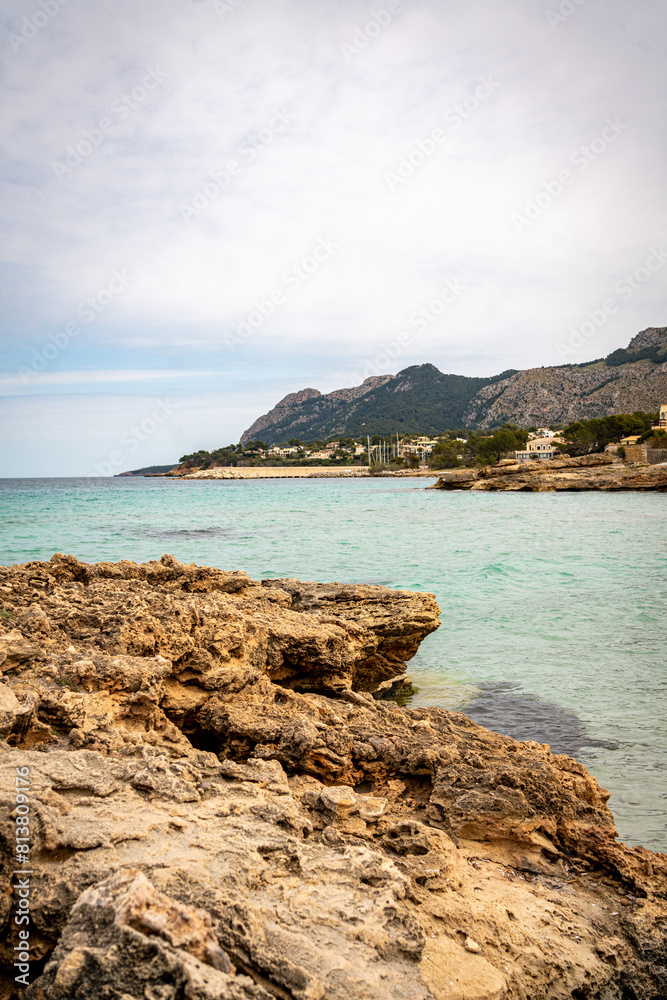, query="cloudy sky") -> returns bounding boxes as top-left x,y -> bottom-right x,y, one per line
1,0 -> 665,475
